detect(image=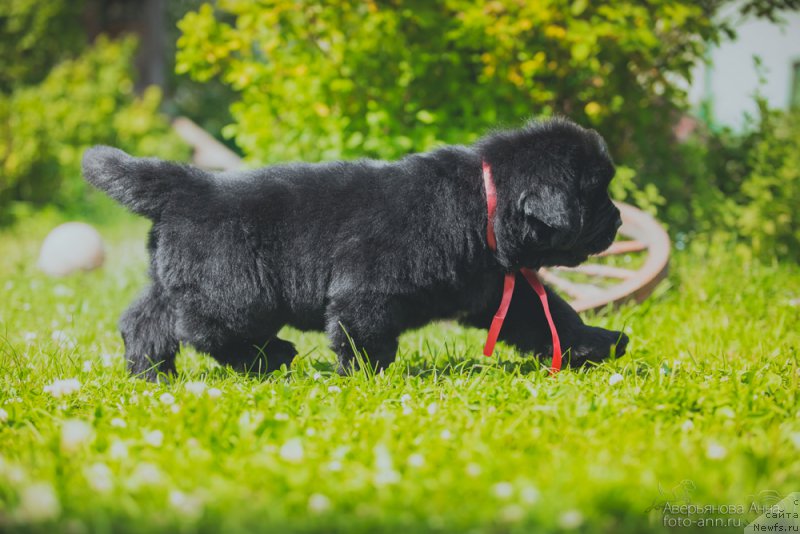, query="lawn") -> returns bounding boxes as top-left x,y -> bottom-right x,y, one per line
1,213 -> 799,533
